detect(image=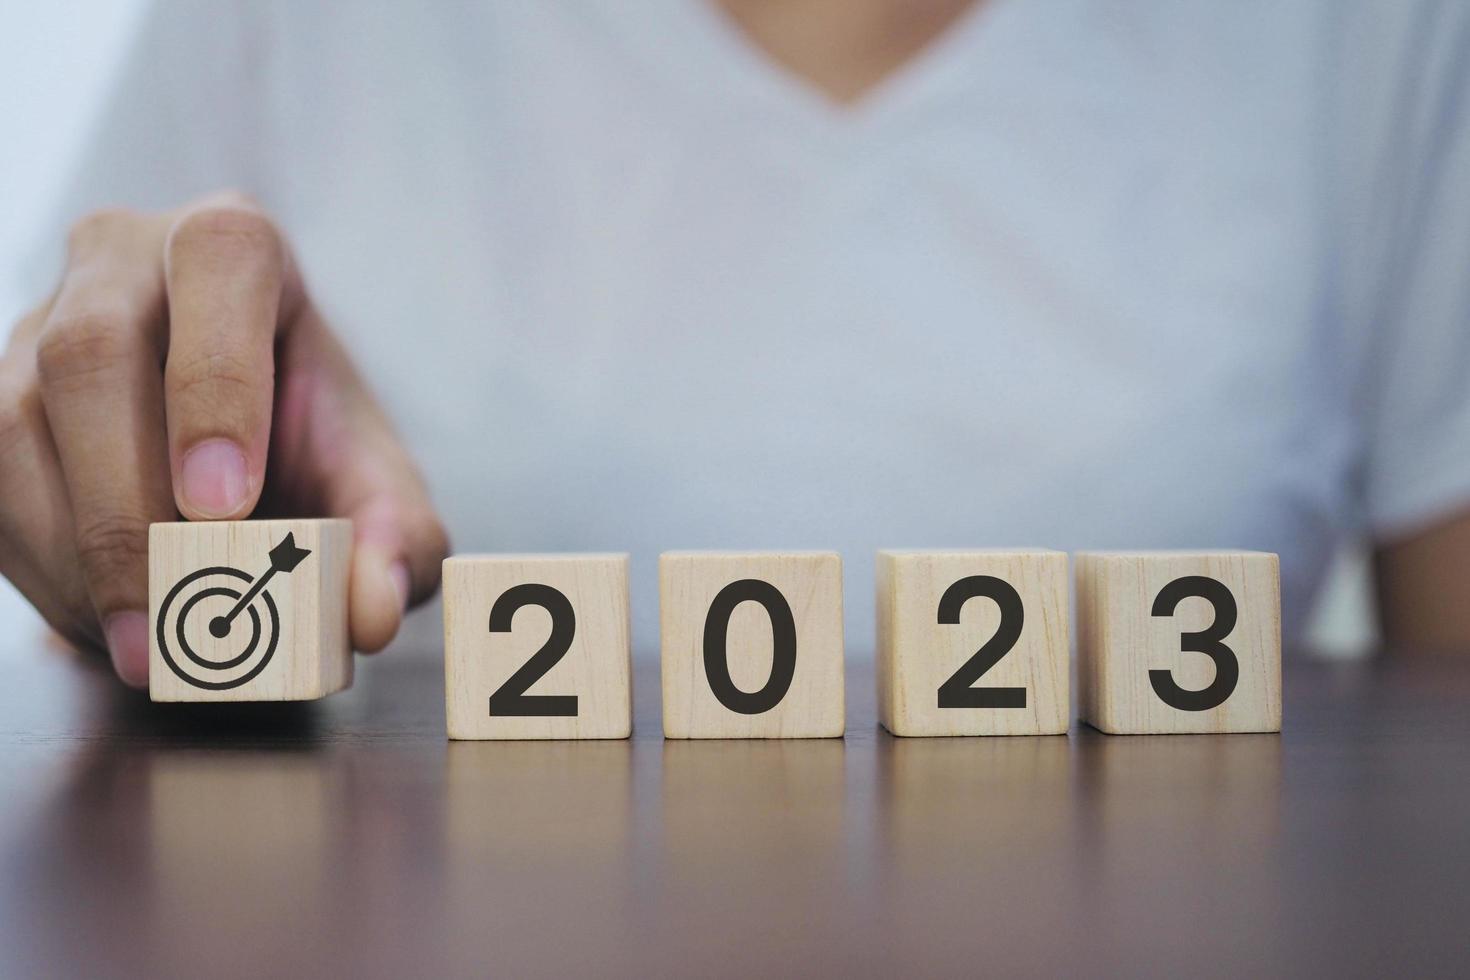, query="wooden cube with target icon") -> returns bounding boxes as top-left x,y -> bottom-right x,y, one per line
148,519 -> 353,702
